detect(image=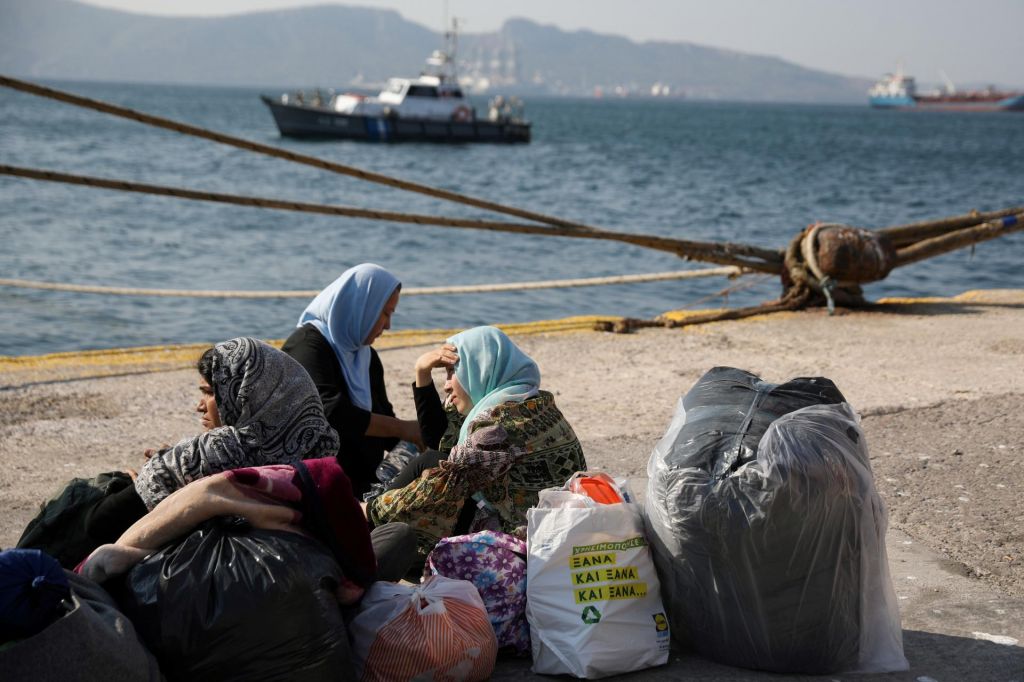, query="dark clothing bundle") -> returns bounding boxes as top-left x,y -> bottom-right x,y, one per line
87,458 -> 411,681
646,367 -> 907,674
0,564 -> 160,682
16,472 -> 146,569
283,324 -> 398,496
